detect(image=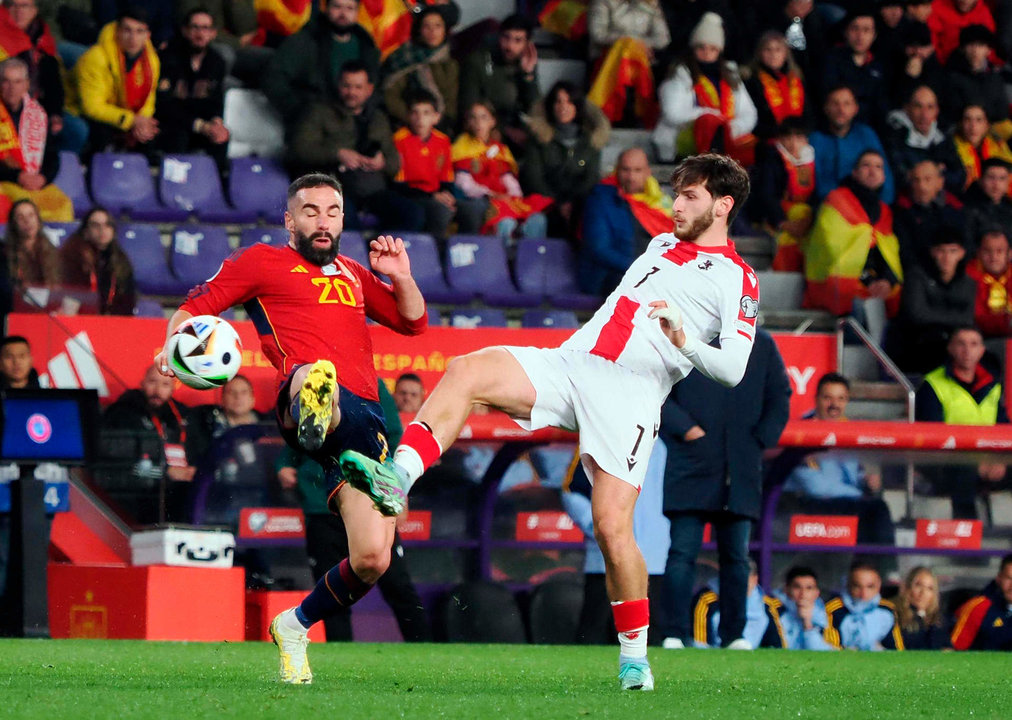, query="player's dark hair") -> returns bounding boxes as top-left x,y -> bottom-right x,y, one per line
669,153 -> 751,225
0,335 -> 29,352
786,565 -> 819,585
396,372 -> 423,386
406,88 -> 439,112
287,173 -> 342,201
499,13 -> 533,37
816,372 -> 850,393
